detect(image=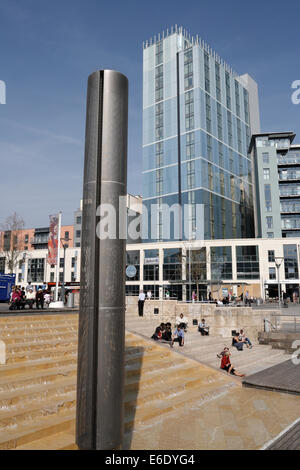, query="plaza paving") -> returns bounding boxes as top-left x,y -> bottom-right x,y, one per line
0,311 -> 298,450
